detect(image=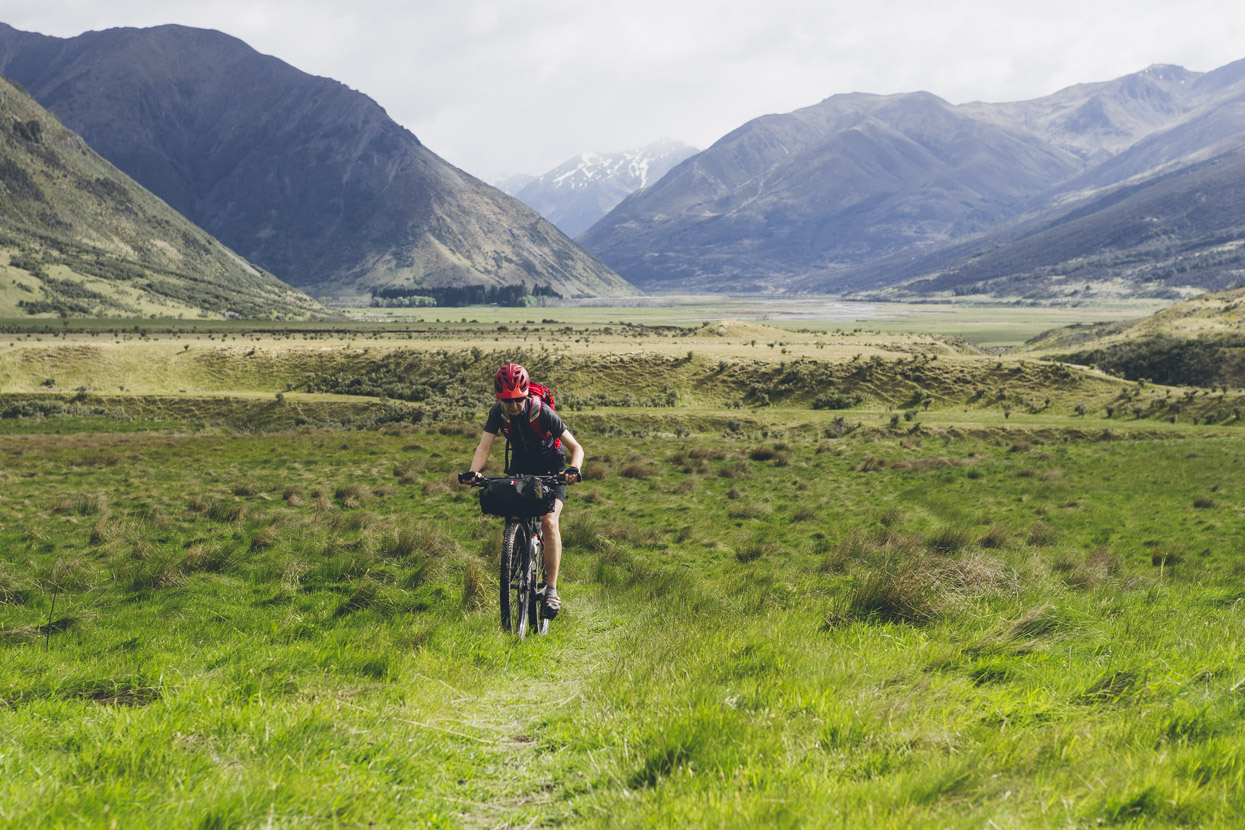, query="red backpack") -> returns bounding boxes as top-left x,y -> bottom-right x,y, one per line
500,381 -> 561,451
